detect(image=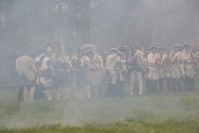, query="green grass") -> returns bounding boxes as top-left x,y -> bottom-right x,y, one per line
0,89 -> 199,132
0,122 -> 199,133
